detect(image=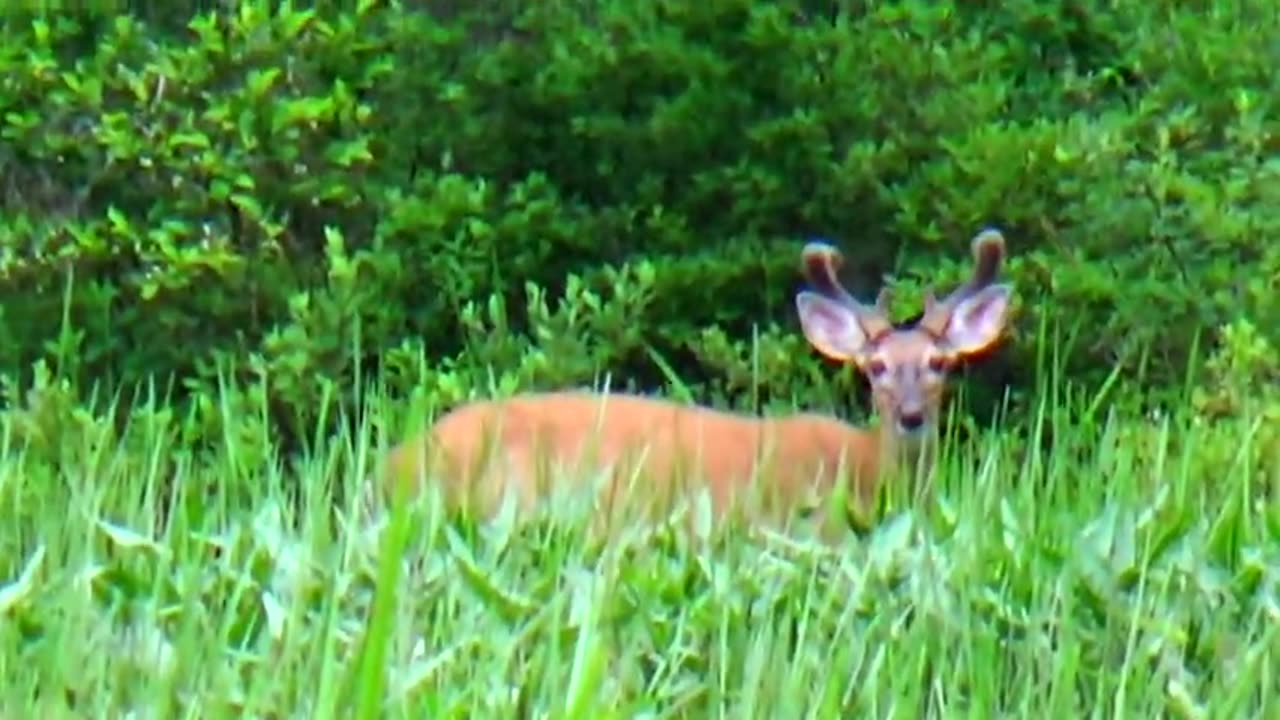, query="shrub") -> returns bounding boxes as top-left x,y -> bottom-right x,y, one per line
0,1 -> 1276,443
